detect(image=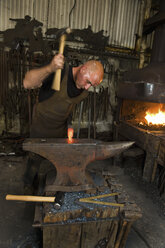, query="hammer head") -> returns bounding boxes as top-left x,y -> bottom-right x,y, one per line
55,27 -> 71,40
